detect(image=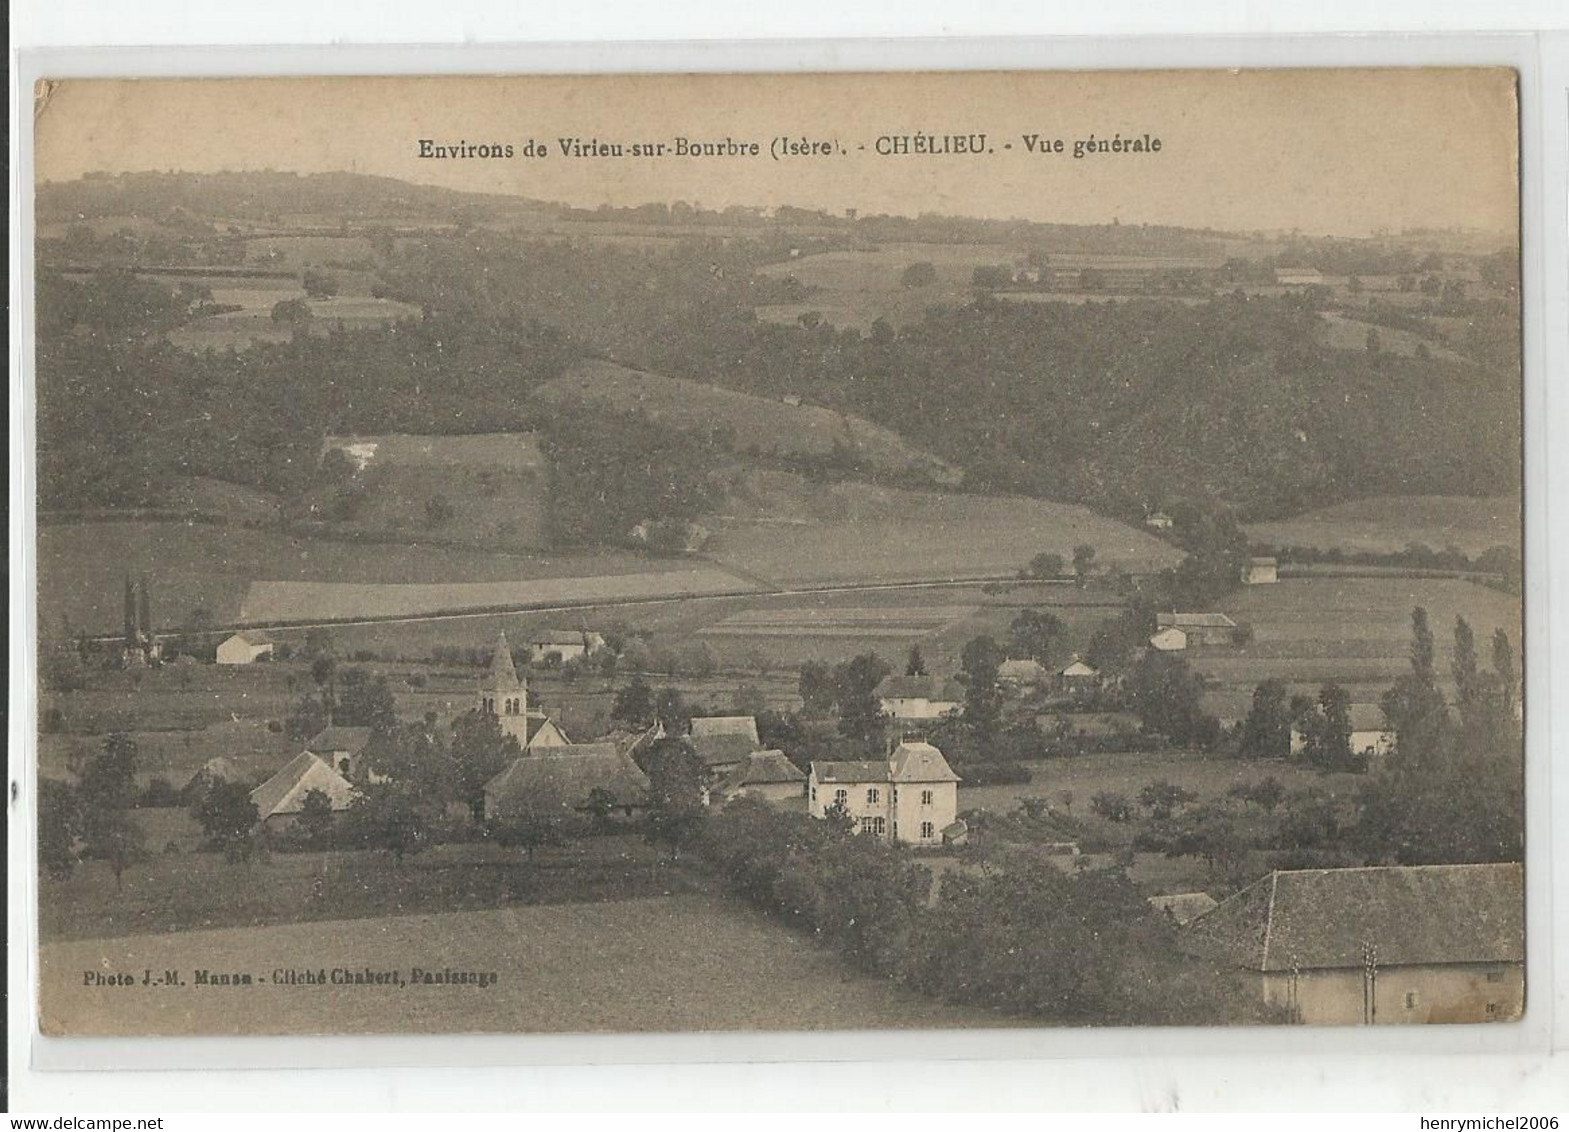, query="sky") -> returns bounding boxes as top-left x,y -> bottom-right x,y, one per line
33,69 -> 1520,236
